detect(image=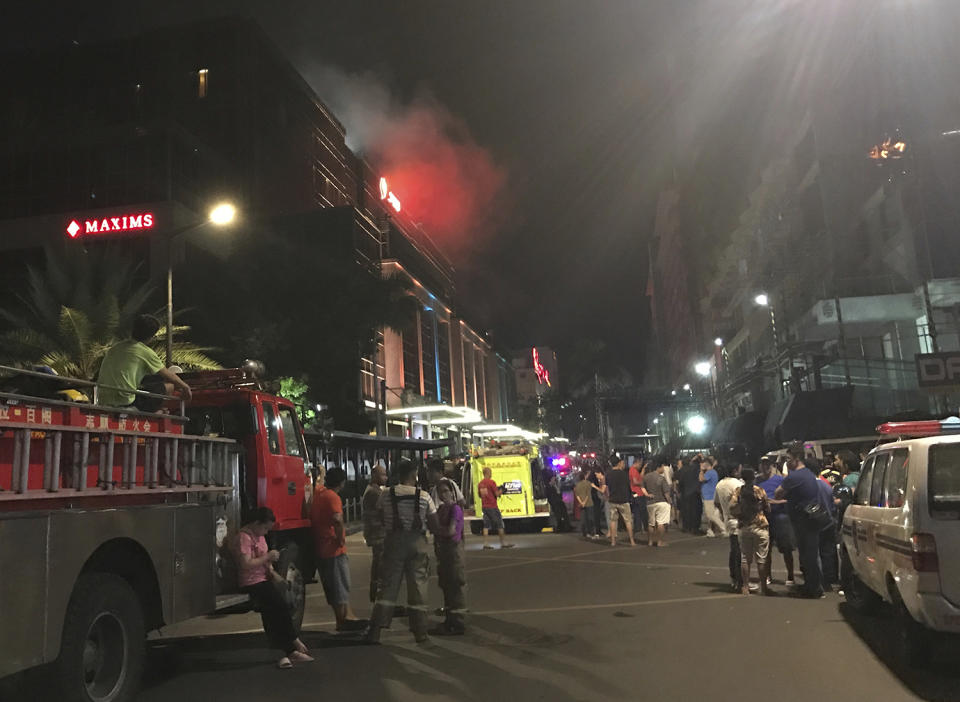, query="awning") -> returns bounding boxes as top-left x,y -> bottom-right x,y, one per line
762,387 -> 875,447
304,430 -> 452,452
